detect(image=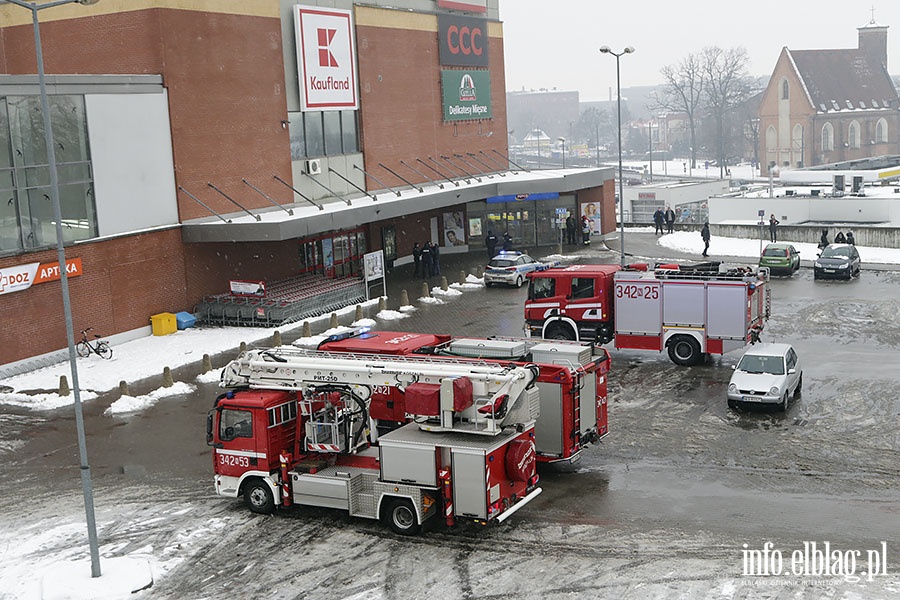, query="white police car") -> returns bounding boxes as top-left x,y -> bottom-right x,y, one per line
484,252 -> 555,288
